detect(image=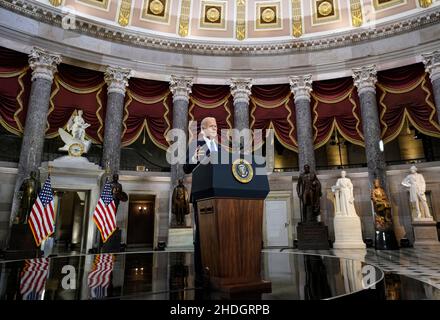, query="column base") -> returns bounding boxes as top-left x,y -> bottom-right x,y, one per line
412,220 -> 440,247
